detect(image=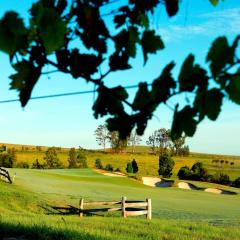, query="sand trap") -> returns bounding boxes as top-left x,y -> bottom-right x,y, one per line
142,177 -> 174,187
95,169 -> 126,177
177,182 -> 198,190
204,188 -> 236,195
